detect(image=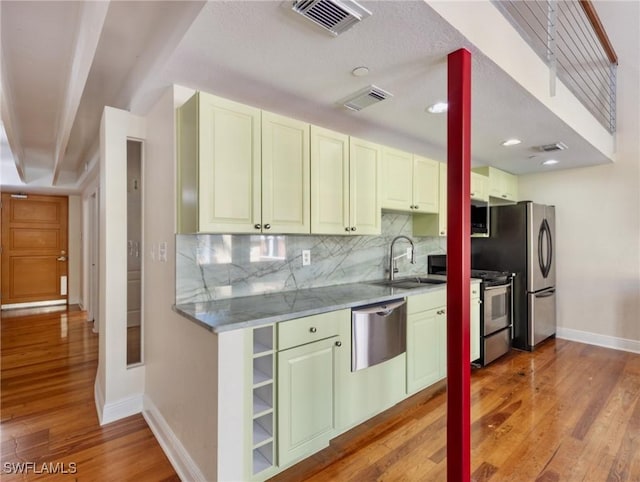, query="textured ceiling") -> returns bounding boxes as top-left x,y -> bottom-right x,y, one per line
0,0 -> 618,191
